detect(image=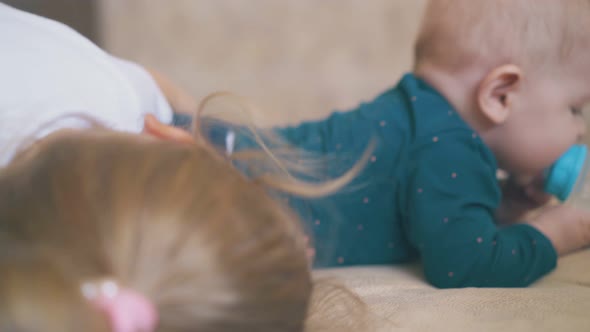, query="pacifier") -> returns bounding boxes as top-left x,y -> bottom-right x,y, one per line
544,144 -> 589,202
